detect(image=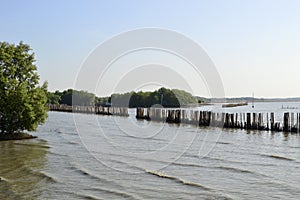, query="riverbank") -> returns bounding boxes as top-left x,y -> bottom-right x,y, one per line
0,132 -> 37,141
